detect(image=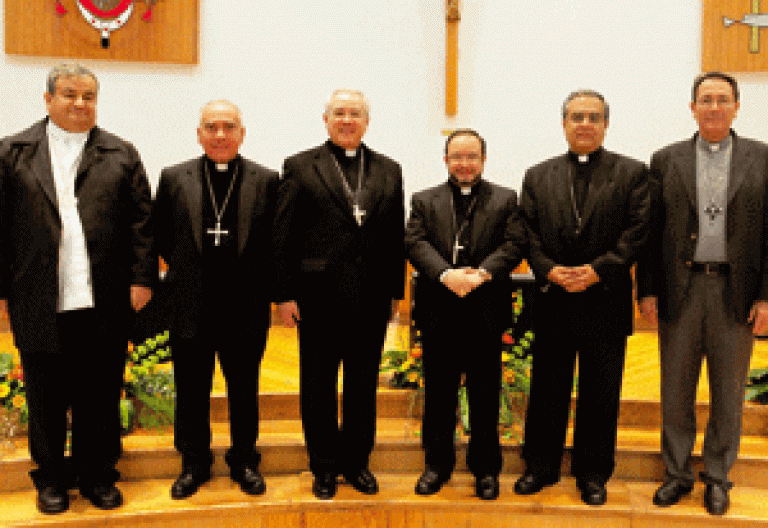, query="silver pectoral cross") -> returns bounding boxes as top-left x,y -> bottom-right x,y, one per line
704,202 -> 723,222
207,221 -> 229,246
452,237 -> 464,265
353,204 -> 366,226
